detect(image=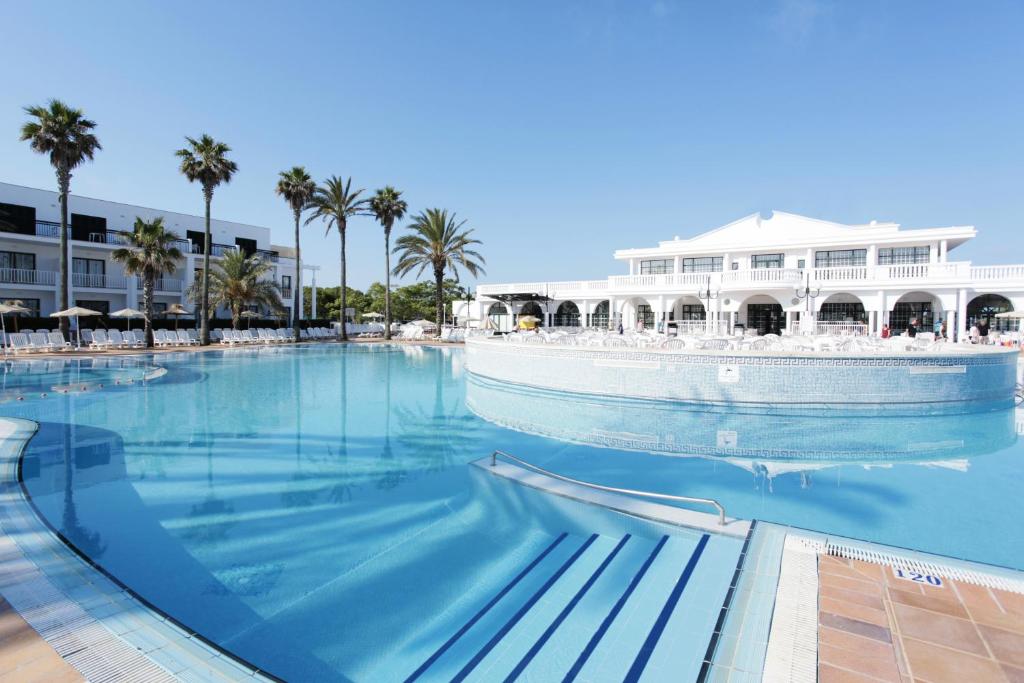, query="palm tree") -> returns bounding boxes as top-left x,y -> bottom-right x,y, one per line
369,187 -> 408,340
186,250 -> 284,331
176,135 -> 237,345
275,167 -> 316,342
305,176 -> 367,341
20,100 -> 101,336
392,209 -> 485,332
112,217 -> 183,348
